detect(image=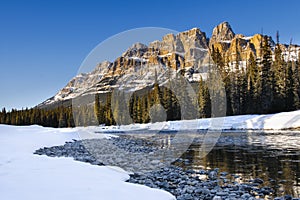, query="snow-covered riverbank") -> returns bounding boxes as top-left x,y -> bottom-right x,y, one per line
146,110 -> 300,131
0,125 -> 175,200
1,110 -> 300,200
